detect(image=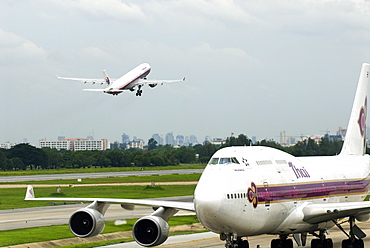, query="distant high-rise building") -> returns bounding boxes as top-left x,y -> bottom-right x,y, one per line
252,136 -> 257,144
337,127 -> 347,139
122,133 -> 130,144
176,135 -> 185,146
152,134 -> 163,145
165,132 -> 175,146
87,135 -> 94,140
280,131 -> 287,145
204,136 -> 212,144
189,135 -> 198,145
